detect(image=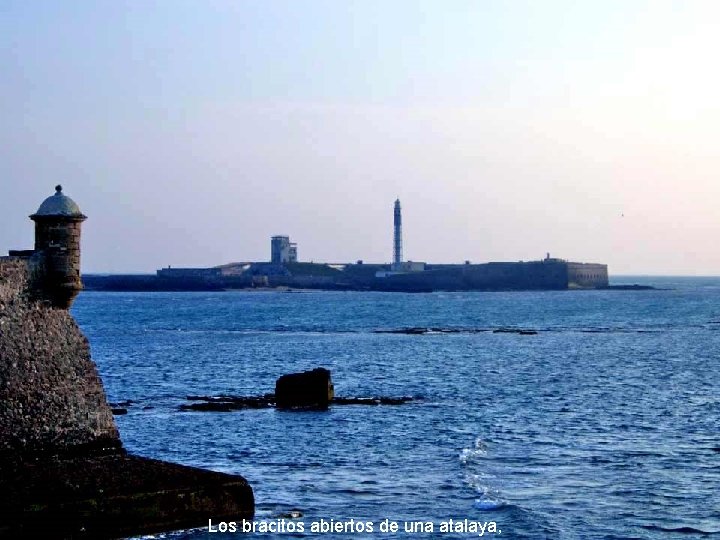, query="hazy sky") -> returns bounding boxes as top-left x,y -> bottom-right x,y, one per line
2,1 -> 719,274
